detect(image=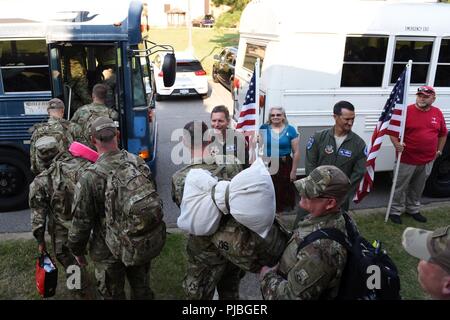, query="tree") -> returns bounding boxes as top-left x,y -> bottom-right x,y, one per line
212,0 -> 251,13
